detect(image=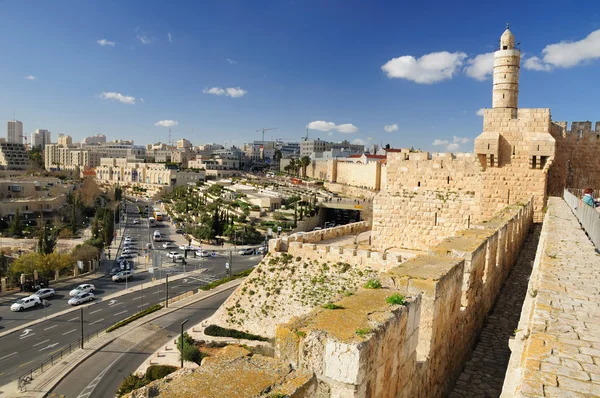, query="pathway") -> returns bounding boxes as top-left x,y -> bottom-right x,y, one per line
448,224 -> 542,398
